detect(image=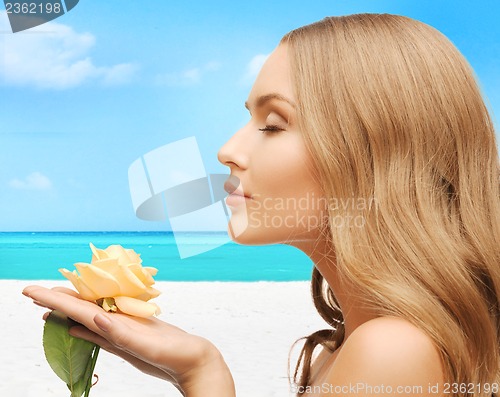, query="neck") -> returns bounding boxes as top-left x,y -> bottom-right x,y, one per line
291,237 -> 377,341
